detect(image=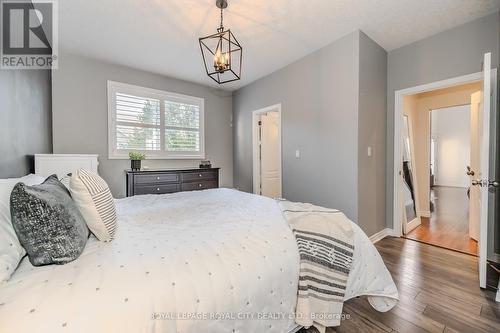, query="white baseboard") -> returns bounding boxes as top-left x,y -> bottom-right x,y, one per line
406,217 -> 421,233
369,228 -> 395,243
417,210 -> 431,218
